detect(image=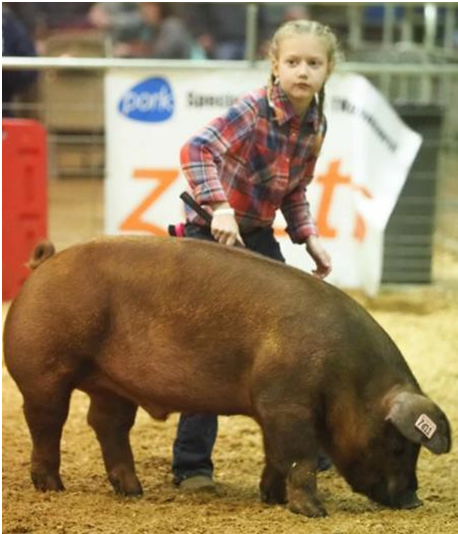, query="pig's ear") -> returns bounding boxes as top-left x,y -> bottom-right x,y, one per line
386,391 -> 451,454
